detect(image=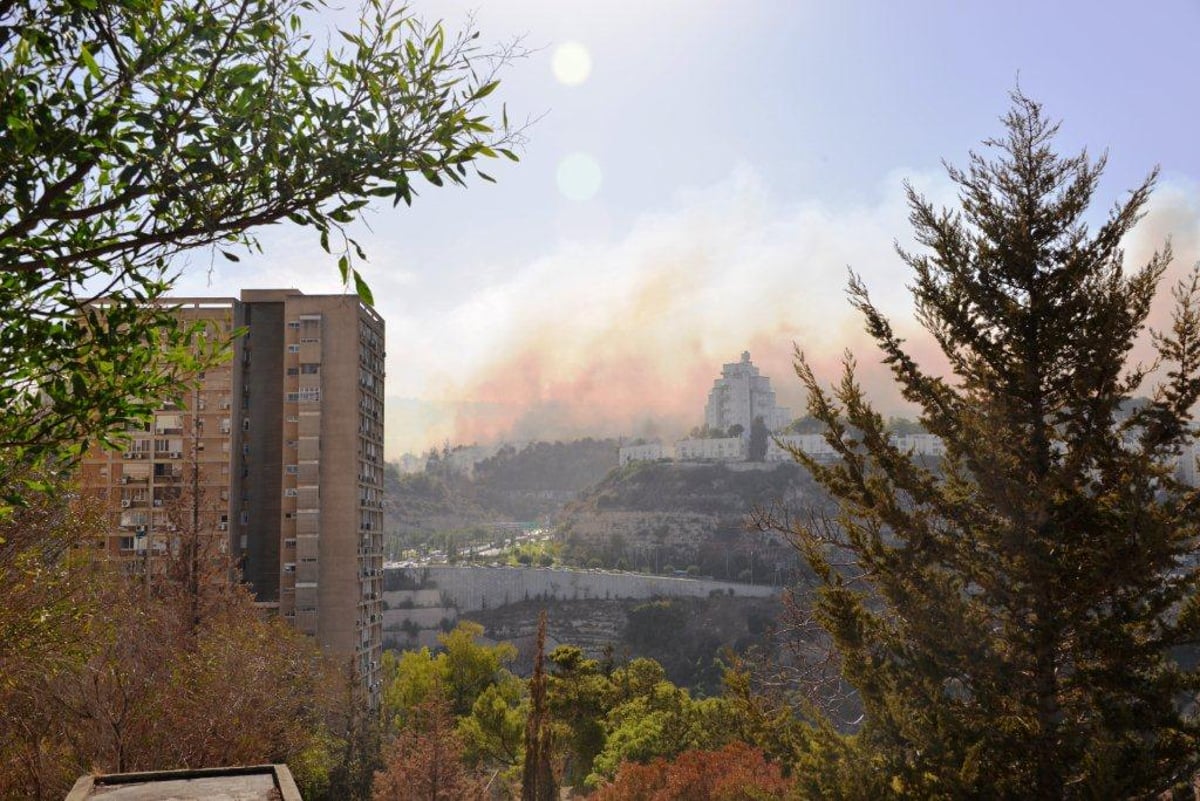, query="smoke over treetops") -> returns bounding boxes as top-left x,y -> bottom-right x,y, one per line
385,168 -> 1200,457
